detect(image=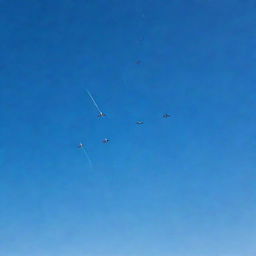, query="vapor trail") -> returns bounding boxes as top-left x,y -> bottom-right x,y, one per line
81,147 -> 93,170
86,90 -> 102,114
